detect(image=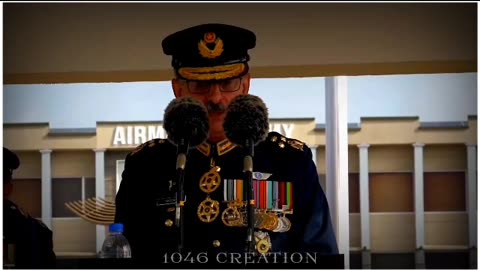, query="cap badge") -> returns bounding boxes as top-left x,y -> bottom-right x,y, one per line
198,32 -> 224,59
204,32 -> 216,43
